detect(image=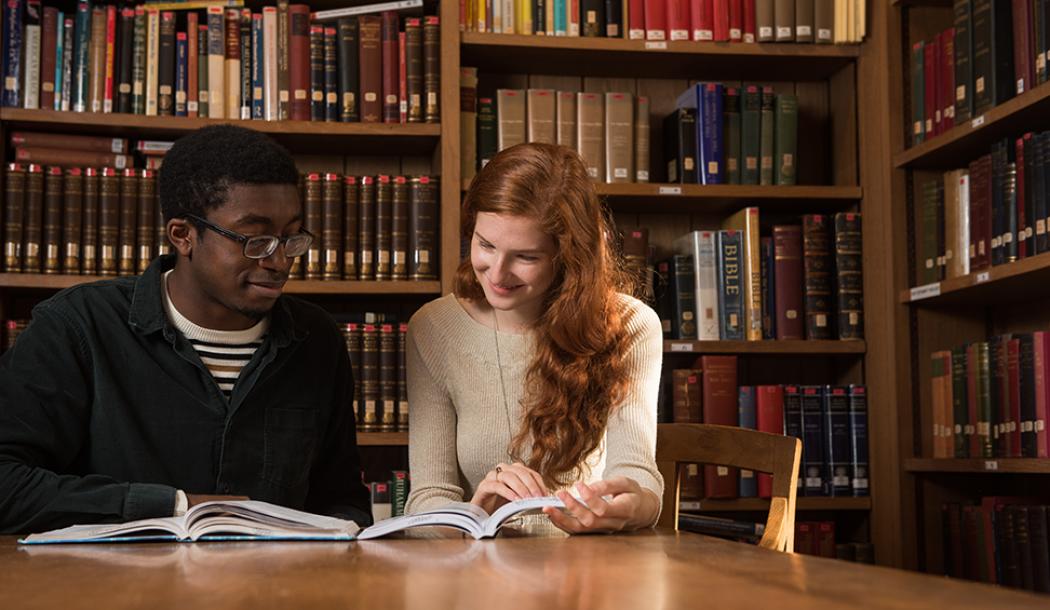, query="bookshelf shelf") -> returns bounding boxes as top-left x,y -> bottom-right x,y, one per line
904,458 -> 1050,474
460,32 -> 860,80
683,497 -> 871,512
357,432 -> 408,447
663,340 -> 866,355
890,0 -> 953,6
899,252 -> 1050,307
596,184 -> 862,214
892,82 -> 1050,170
0,274 -> 442,295
0,109 -> 442,156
